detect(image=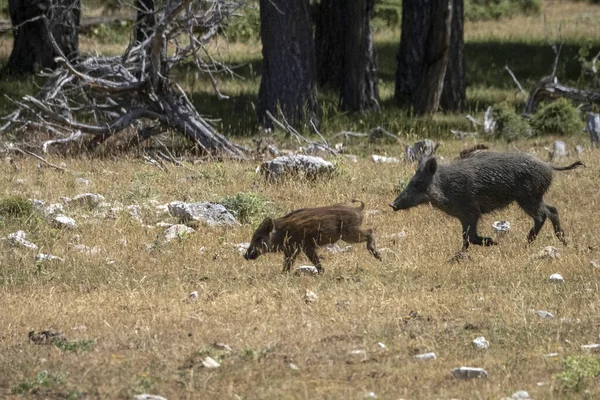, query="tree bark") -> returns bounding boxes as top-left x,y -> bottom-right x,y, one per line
395,0 -> 453,115
6,0 -> 80,76
440,0 -> 466,112
315,0 -> 379,112
257,0 -> 318,127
